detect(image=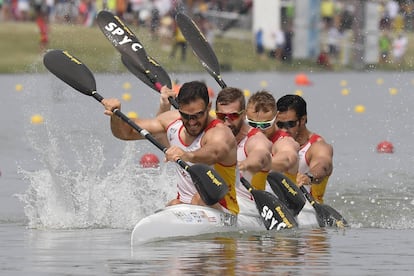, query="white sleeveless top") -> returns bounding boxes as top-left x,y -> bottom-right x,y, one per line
167,119 -> 205,204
